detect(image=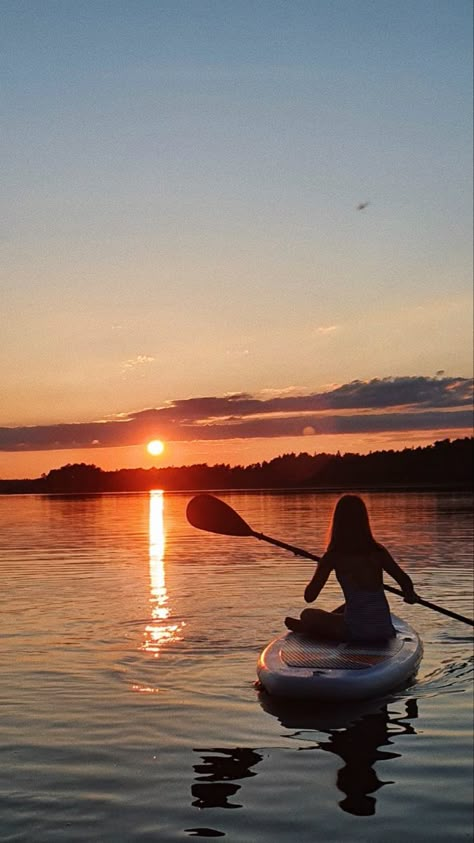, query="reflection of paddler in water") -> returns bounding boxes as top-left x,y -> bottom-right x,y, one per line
191,747 -> 263,809
319,701 -> 418,816
259,691 -> 418,817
